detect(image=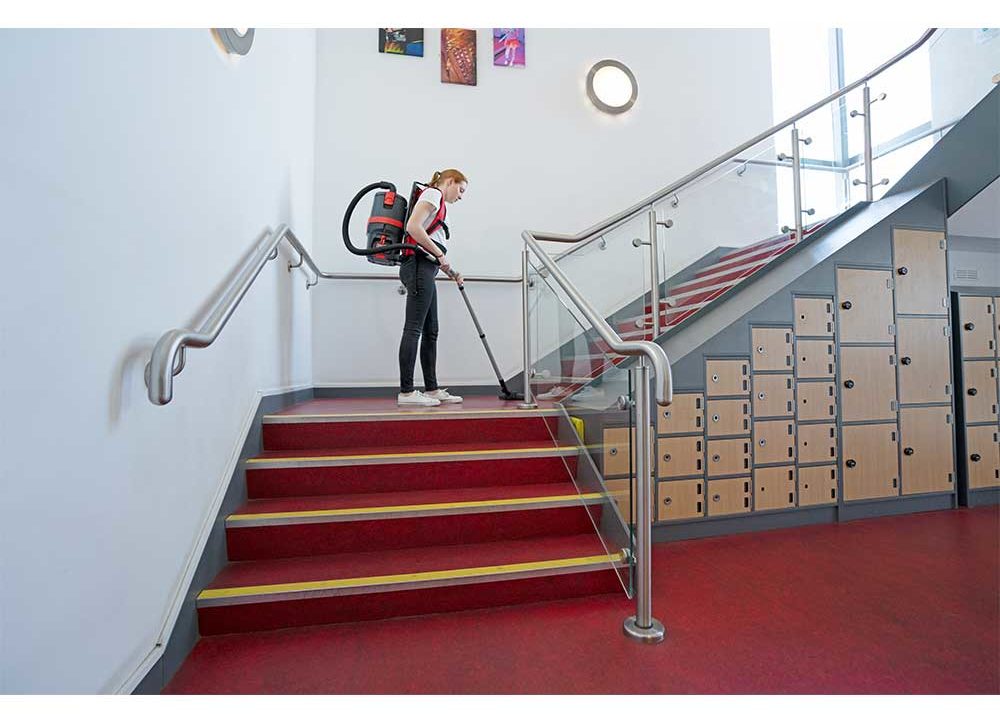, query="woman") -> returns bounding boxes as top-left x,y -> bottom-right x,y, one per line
397,169 -> 468,406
